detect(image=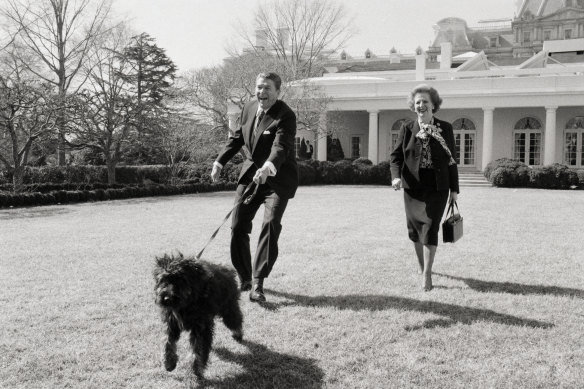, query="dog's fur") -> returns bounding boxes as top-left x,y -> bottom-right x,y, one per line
153,253 -> 243,378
